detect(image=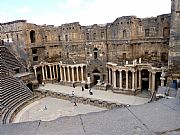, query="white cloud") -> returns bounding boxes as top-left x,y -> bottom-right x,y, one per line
17,6 -> 31,13
27,0 -> 171,26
